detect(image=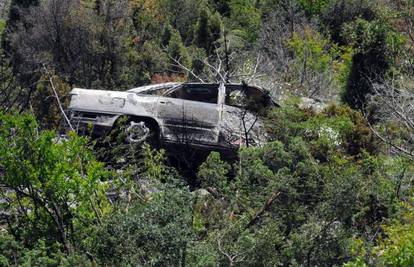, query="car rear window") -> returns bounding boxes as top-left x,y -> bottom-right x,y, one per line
225,84 -> 271,111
